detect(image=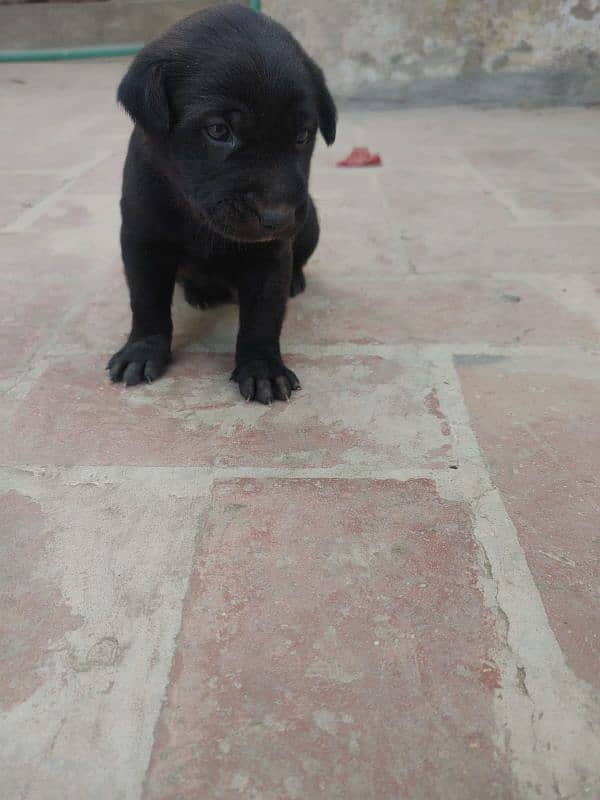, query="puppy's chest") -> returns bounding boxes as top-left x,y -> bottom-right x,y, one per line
178,226 -> 238,280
